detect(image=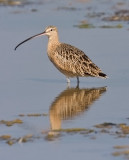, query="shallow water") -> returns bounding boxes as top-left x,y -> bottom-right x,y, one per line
0,0 -> 129,160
